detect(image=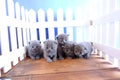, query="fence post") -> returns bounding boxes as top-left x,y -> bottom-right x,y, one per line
0,0 -> 6,77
